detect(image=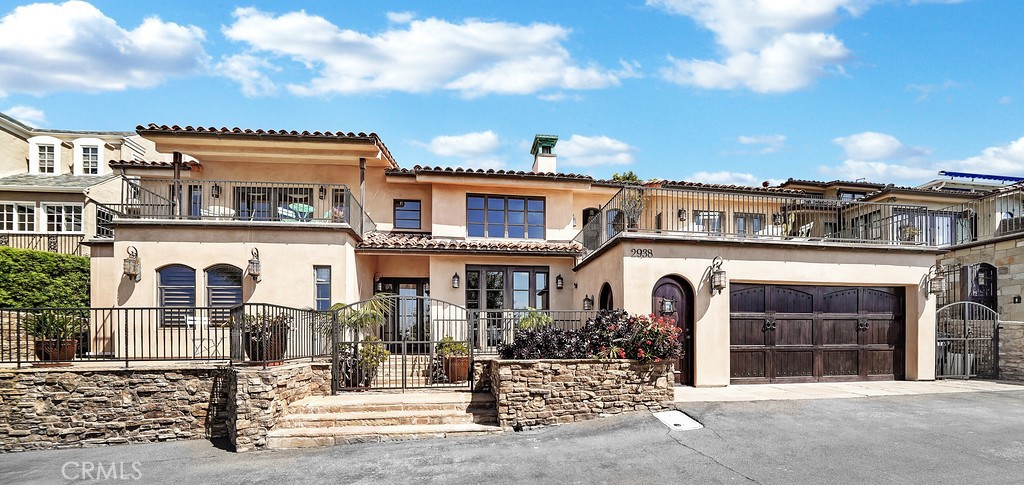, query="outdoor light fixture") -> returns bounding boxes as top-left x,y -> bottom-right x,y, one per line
583,295 -> 594,311
709,256 -> 727,295
247,248 -> 262,283
211,183 -> 222,199
555,274 -> 564,290
677,209 -> 687,222
1014,295 -> 1022,305
318,186 -> 327,200
660,297 -> 676,315
123,246 -> 141,282
373,272 -> 383,293
976,269 -> 988,288
928,264 -> 946,297
452,272 -> 460,289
